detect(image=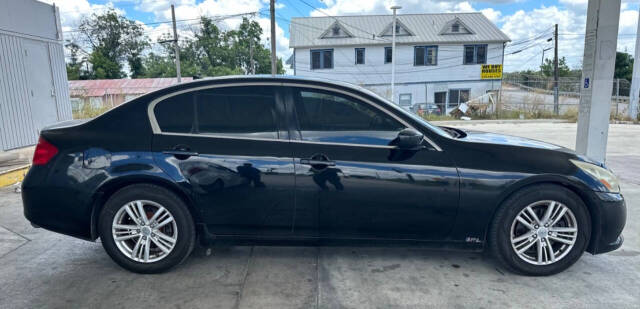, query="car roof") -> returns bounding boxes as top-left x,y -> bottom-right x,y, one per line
169,75 -> 387,102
